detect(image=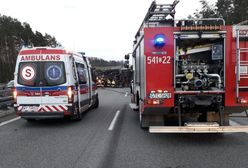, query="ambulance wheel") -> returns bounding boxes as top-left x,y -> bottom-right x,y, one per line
73,103 -> 82,121
26,119 -> 36,122
93,95 -> 99,109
